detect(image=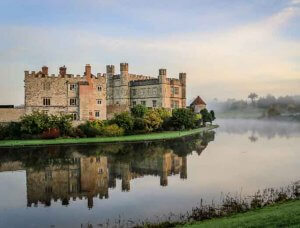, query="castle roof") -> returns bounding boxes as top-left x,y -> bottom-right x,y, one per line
190,96 -> 206,106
